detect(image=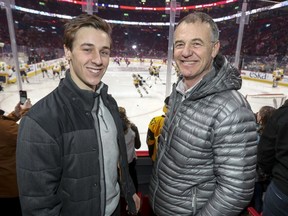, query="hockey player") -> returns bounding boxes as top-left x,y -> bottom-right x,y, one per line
0,64 -> 14,84
113,57 -> 121,66
139,58 -> 145,64
52,63 -> 61,80
0,62 -> 7,84
19,63 -> 29,83
40,60 -> 49,78
0,62 -> 7,89
6,64 -> 14,83
125,58 -> 131,67
272,68 -> 284,88
0,62 -> 5,73
148,65 -> 154,77
148,65 -> 162,84
60,60 -> 66,76
132,73 -> 149,97
152,65 -> 161,83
